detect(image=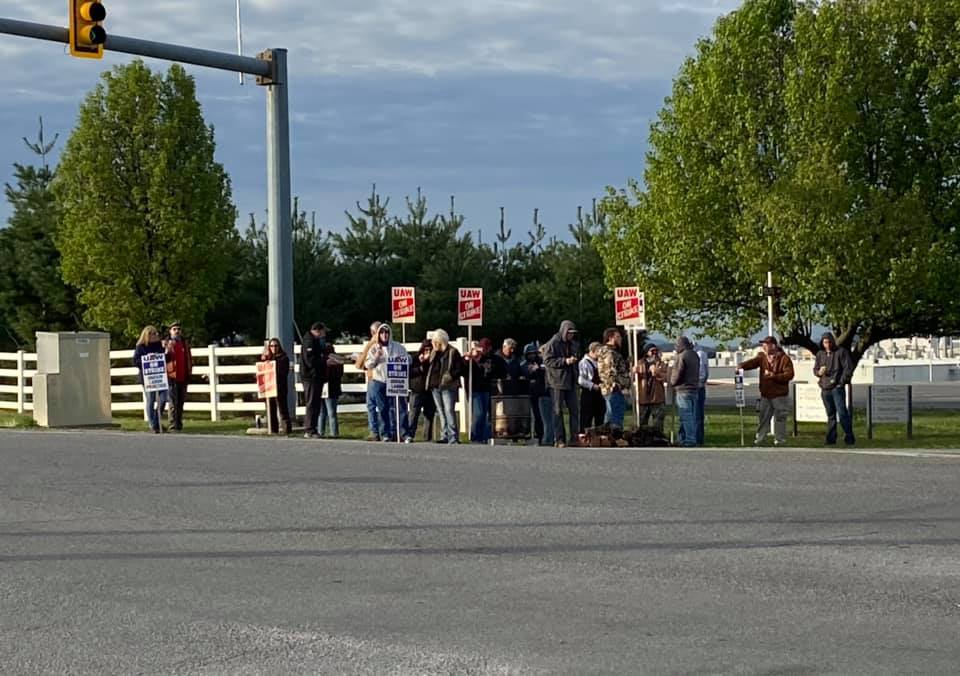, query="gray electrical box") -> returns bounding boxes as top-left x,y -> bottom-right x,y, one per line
33,332 -> 112,427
